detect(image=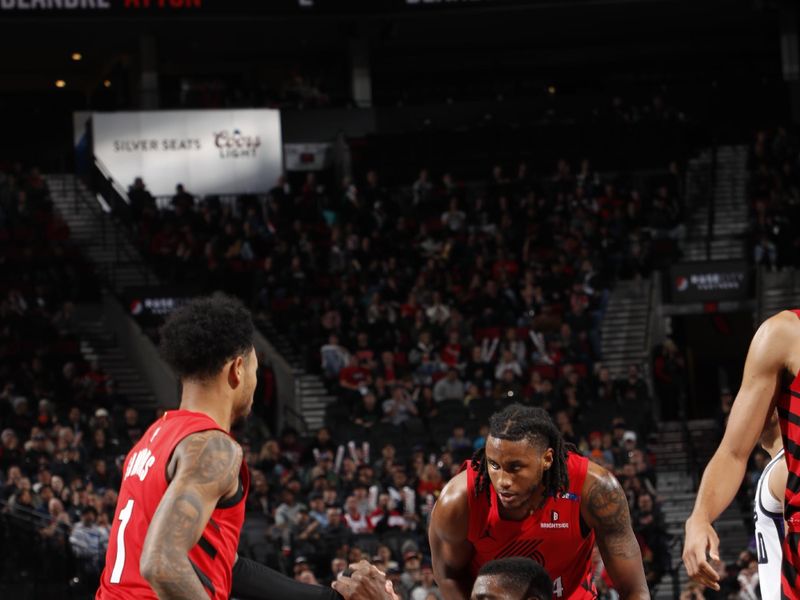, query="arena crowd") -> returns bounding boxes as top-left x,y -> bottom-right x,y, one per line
0,150 -> 685,597
119,153 -> 684,597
